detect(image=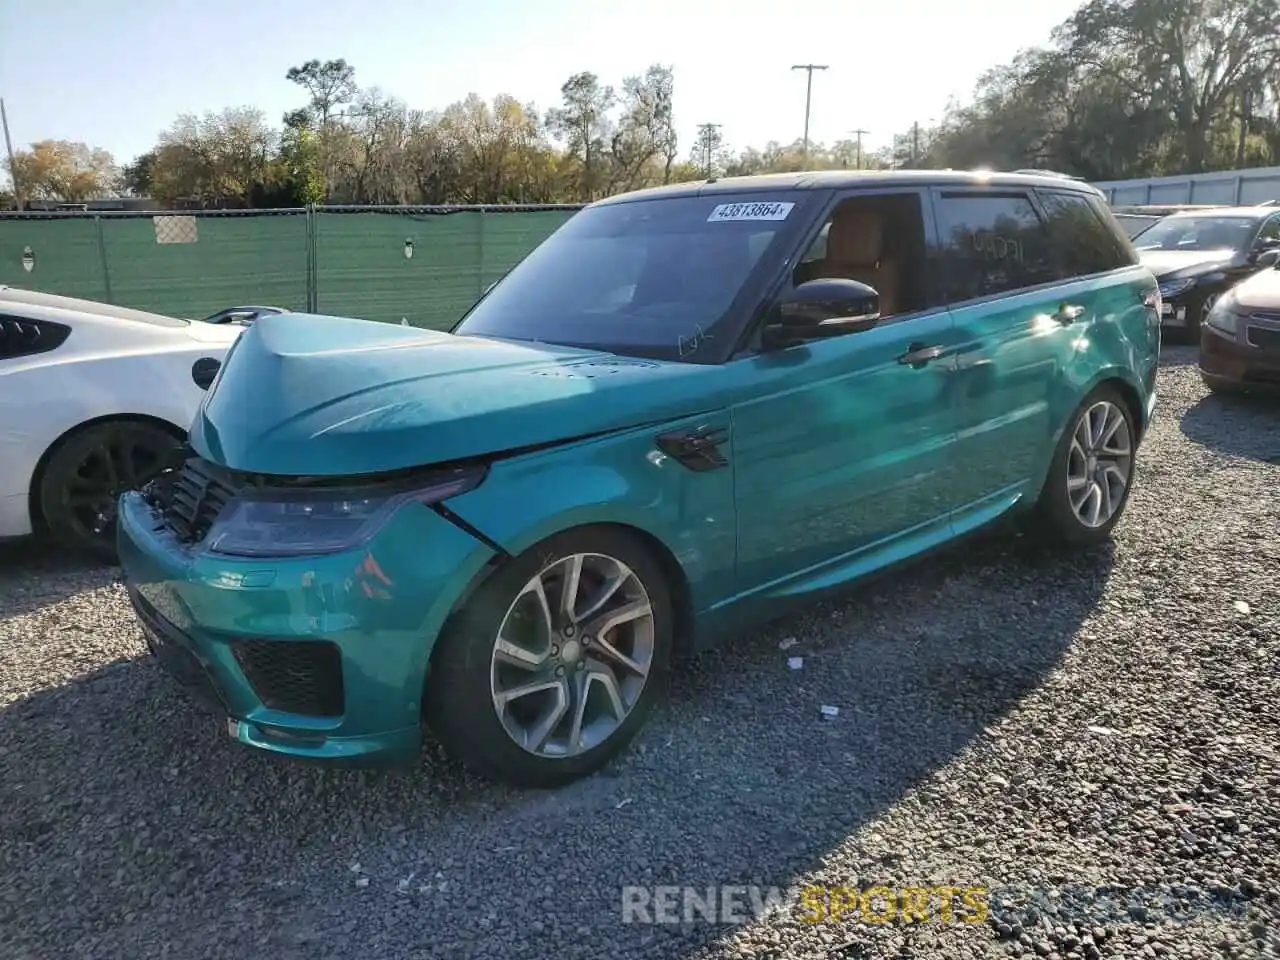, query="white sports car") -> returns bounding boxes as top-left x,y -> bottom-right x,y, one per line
0,287 -> 280,560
